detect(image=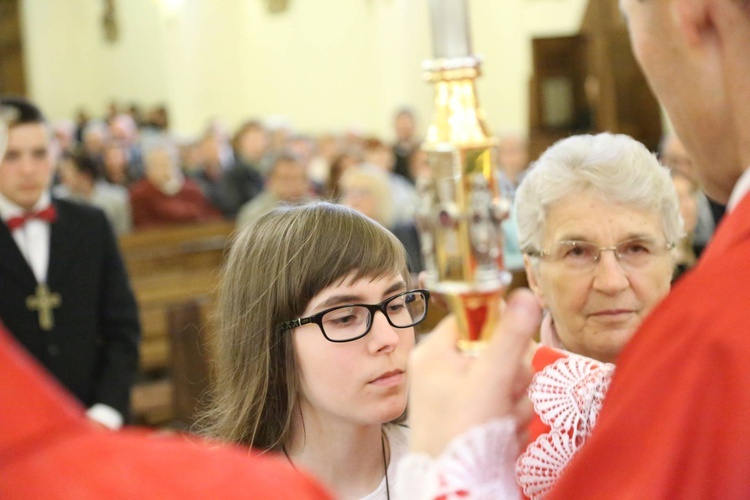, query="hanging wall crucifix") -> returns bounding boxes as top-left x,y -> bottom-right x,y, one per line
102,0 -> 119,43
